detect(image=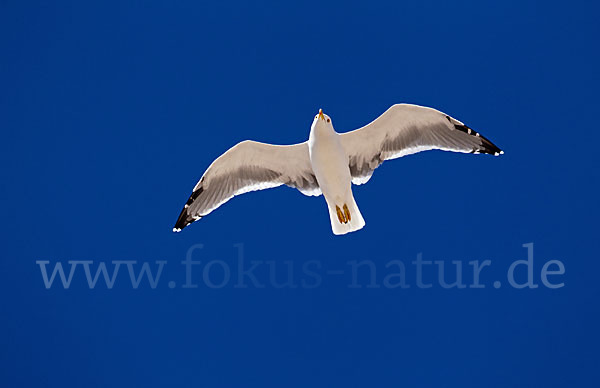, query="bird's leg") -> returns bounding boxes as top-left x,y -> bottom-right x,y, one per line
343,204 -> 351,222
336,205 -> 347,224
